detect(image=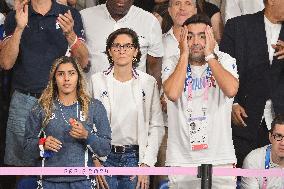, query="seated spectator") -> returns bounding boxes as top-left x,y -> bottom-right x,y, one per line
196,0 -> 223,43
24,56 -> 111,189
91,28 -> 165,189
241,114 -> 284,189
